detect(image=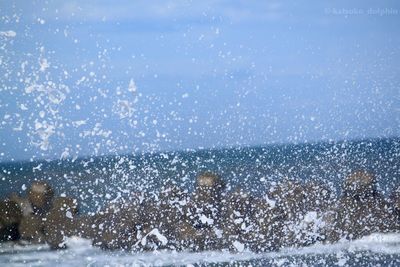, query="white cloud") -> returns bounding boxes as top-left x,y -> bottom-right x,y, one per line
55,1 -> 204,22
43,0 -> 284,24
